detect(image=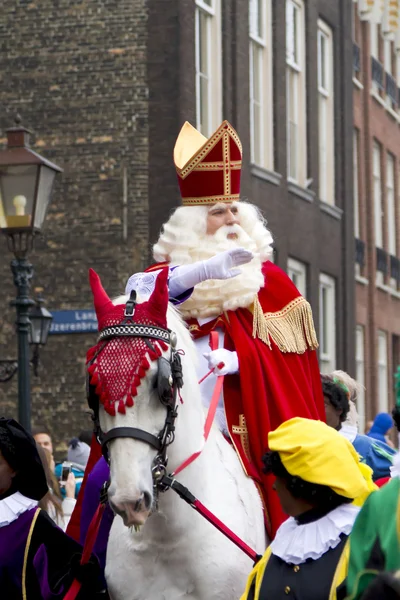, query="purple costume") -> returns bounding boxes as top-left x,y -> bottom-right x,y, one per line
80,457 -> 113,580
0,506 -> 103,599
